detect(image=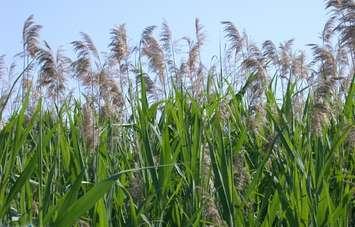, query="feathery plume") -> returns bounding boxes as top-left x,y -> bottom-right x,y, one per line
195,18 -> 205,48
22,15 -> 42,58
311,102 -> 331,134
243,44 -> 268,109
262,40 -> 279,66
201,145 -> 225,226
291,51 -> 309,79
185,19 -> 205,82
160,20 -> 173,53
109,24 -> 129,63
37,43 -> 71,101
82,101 -> 98,151
326,0 -> 355,52
203,195 -> 225,226
309,44 -> 337,79
322,16 -> 337,46
233,153 -> 250,192
137,74 -> 155,94
141,26 -> 165,85
129,173 -> 144,204
279,39 -> 294,77
186,38 -> 200,75
99,74 -> 124,119
141,26 -> 156,42
80,32 -> 100,61
71,37 -> 95,88
346,125 -> 355,150
222,21 -> 243,56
